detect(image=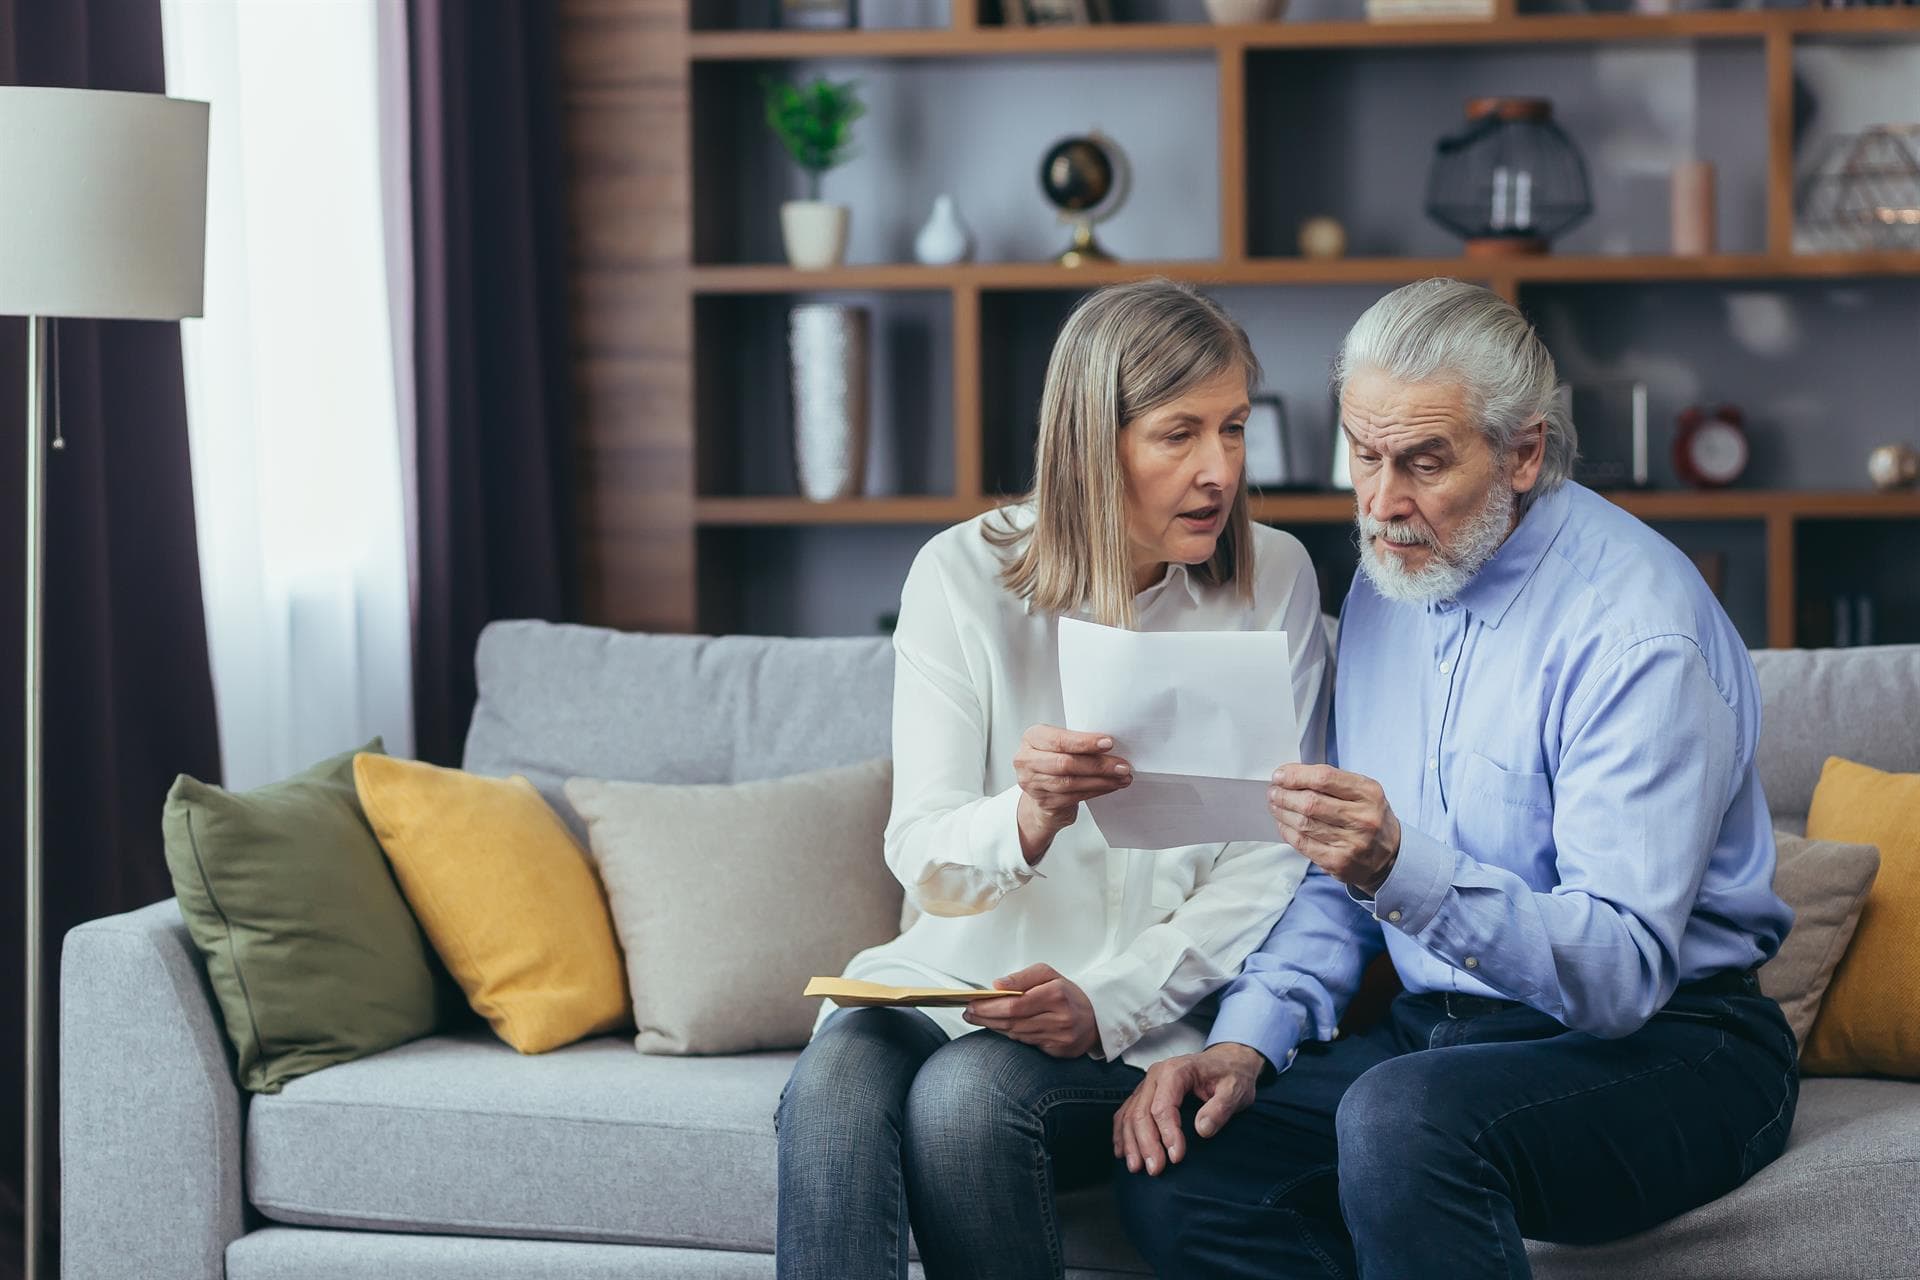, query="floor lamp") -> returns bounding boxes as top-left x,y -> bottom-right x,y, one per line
0,87 -> 208,1280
